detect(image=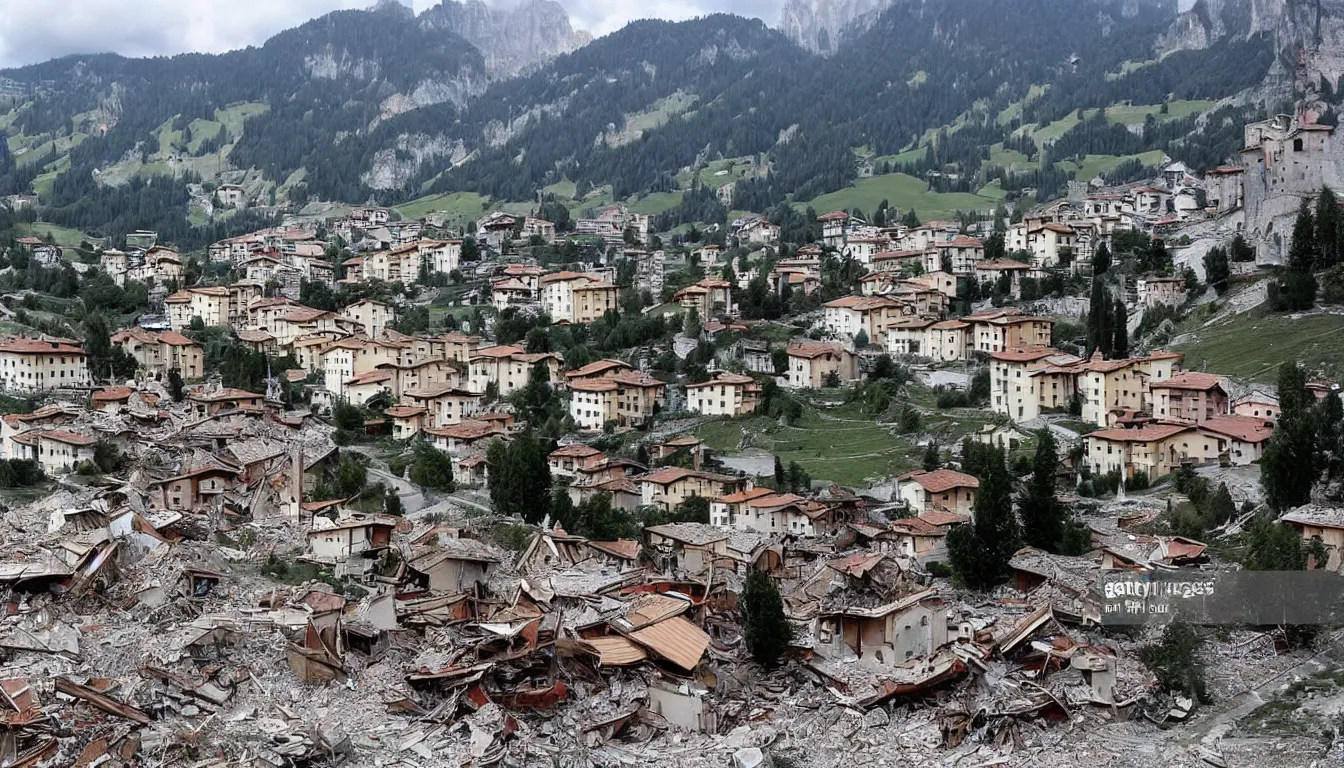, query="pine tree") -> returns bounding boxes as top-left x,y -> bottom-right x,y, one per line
774,455 -> 785,485
1289,199 -> 1319,274
922,441 -> 940,471
1092,241 -> 1111,275
947,451 -> 1021,590
1261,362 -> 1318,510
1112,298 -> 1129,358
1206,483 -> 1236,527
167,370 -> 184,402
1317,187 -> 1339,269
742,569 -> 791,667
1019,429 -> 1065,551
1203,245 -> 1231,295
1088,279 -> 1111,356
